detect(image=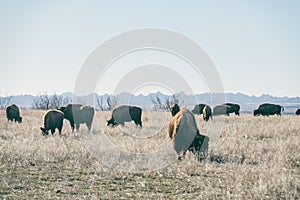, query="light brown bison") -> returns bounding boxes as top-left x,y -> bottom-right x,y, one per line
6,104 -> 22,123
107,105 -> 142,127
169,104 -> 209,160
40,110 -> 64,136
59,104 -> 95,132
